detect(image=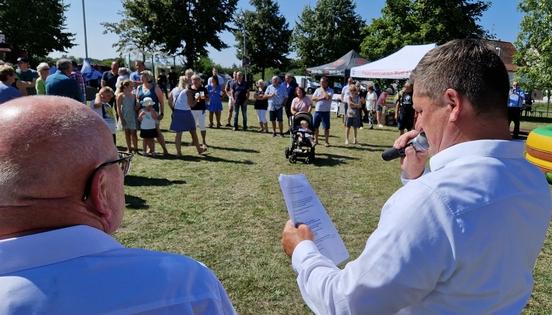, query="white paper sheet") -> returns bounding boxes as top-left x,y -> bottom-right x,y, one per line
279,174 -> 349,265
